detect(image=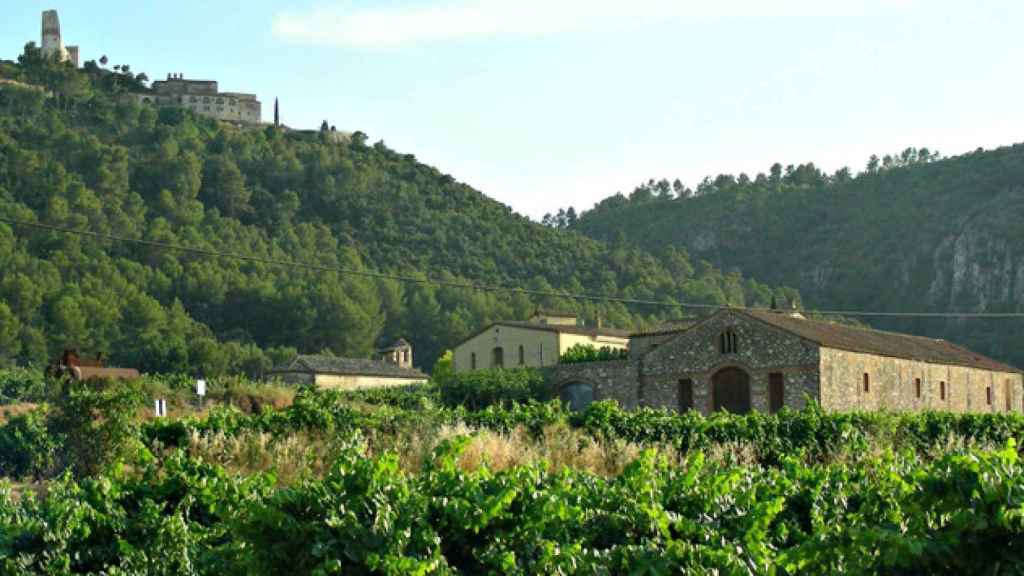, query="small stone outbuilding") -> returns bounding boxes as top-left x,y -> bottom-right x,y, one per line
268,354 -> 428,391
550,308 -> 1023,415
